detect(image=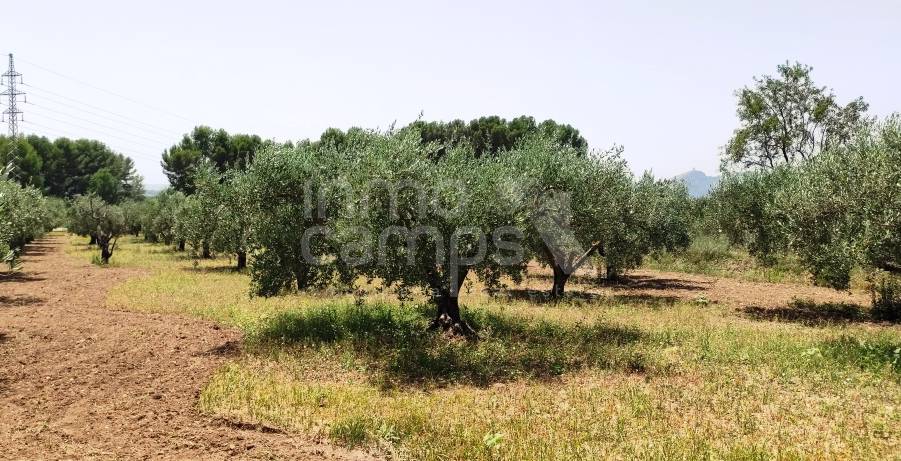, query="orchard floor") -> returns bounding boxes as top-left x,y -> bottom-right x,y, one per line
2,234 -> 899,460
0,233 -> 372,460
